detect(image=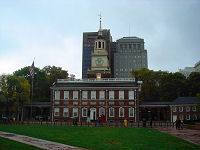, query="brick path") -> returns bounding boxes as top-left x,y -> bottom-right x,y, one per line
0,131 -> 88,150
155,127 -> 200,146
